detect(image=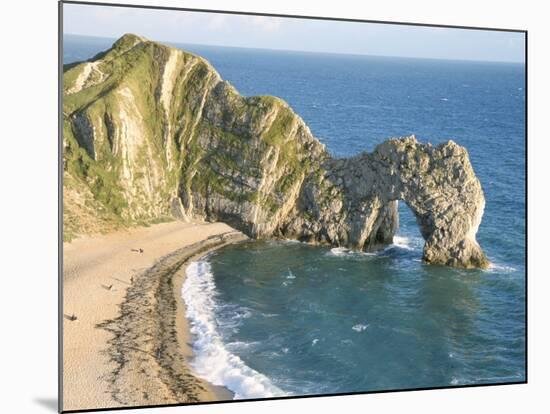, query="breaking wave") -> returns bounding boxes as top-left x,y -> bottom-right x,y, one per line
182,260 -> 286,399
